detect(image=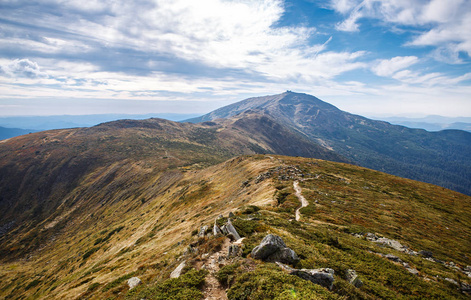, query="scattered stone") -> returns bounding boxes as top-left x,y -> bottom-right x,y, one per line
198,225 -> 208,238
127,277 -> 141,290
345,269 -> 363,288
384,254 -> 402,263
251,234 -> 299,265
406,268 -> 419,276
228,244 -> 241,258
225,219 -> 241,241
213,223 -> 222,236
375,237 -> 408,252
220,225 -> 229,235
170,261 -> 186,278
366,233 -> 379,241
419,250 -> 433,258
445,277 -> 459,286
233,237 -> 246,245
461,282 -> 471,294
277,262 -> 334,290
